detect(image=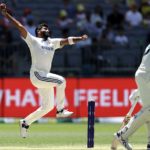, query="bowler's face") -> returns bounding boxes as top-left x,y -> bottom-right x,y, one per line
40,26 -> 49,33
38,26 -> 50,38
